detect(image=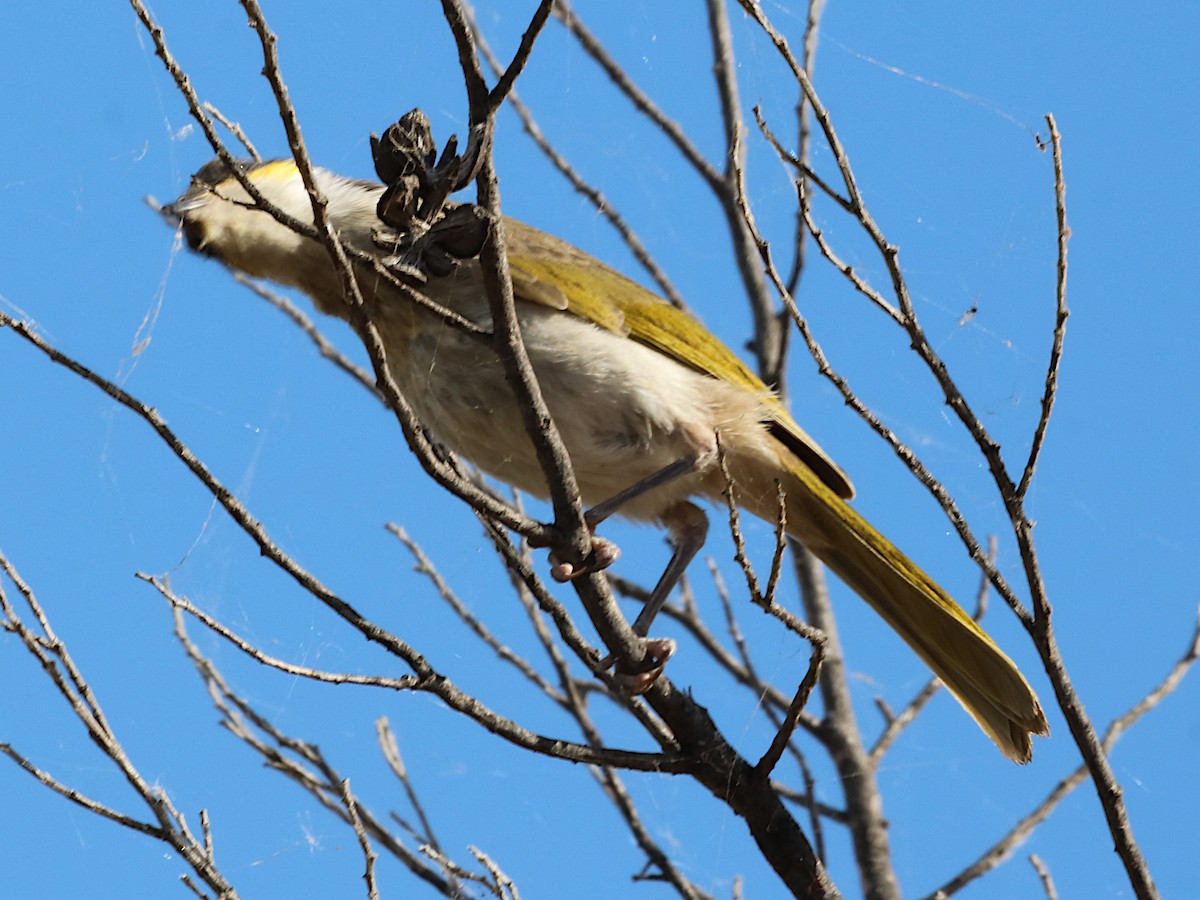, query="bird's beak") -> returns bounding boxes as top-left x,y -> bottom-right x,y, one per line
151,193 -> 211,251
163,194 -> 211,219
